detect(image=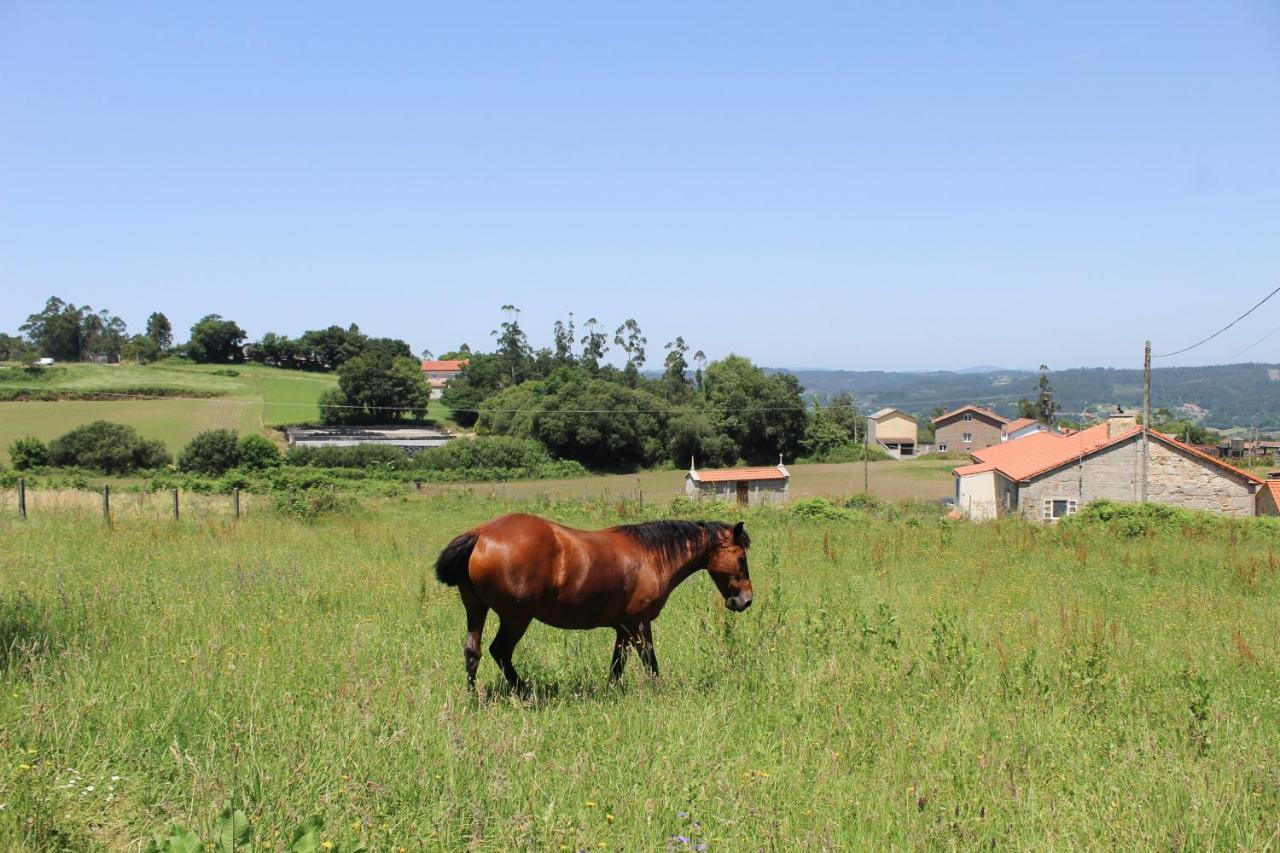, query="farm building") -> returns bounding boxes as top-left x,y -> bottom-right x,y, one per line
867,408 -> 917,459
933,405 -> 1007,453
1257,479 -> 1280,516
1001,417 -> 1052,442
952,414 -> 1263,522
685,460 -> 790,506
421,359 -> 468,399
